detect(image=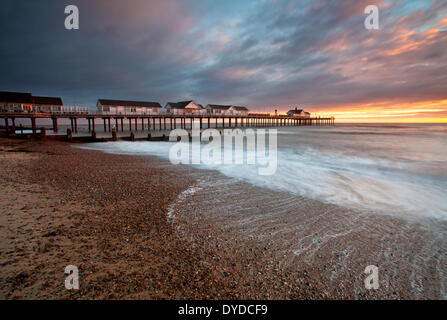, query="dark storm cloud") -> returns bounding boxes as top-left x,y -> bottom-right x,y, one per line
1,0 -> 446,112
